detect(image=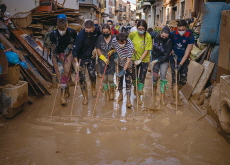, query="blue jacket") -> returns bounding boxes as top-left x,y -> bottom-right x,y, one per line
170,30 -> 194,61
72,29 -> 101,59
